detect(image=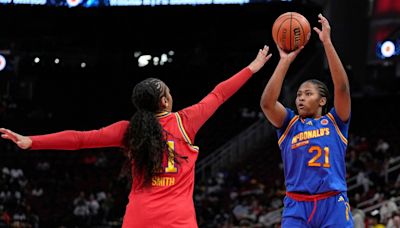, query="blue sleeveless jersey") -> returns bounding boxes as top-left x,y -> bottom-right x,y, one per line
277,108 -> 350,194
